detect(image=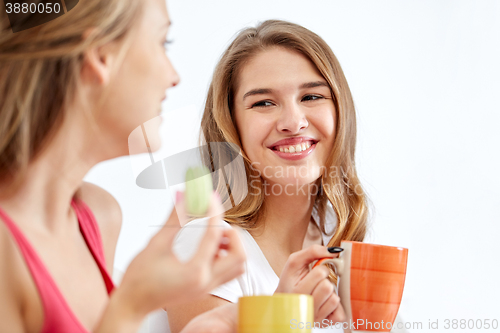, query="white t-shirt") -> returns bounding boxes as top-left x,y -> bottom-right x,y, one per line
157,206 -> 344,333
